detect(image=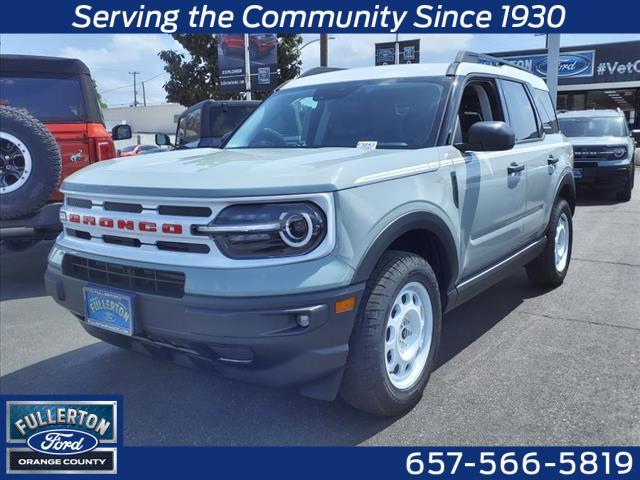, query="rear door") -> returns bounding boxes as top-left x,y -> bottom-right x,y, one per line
499,80 -> 559,244
526,88 -> 569,241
